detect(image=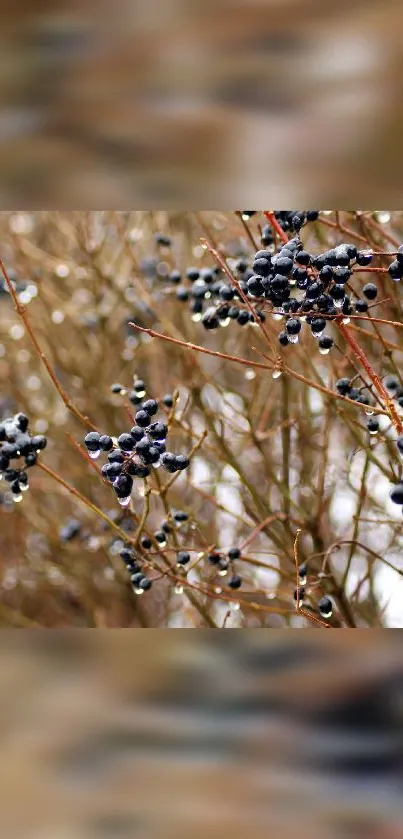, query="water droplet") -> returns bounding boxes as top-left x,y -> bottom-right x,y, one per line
365,409 -> 374,416
288,334 -> 299,344
299,576 -> 307,587
231,601 -> 241,611
88,450 -> 101,460
369,429 -> 378,436
342,317 -> 351,325
214,586 -> 222,594
205,291 -> 211,299
118,496 -> 131,507
319,347 -> 330,355
335,299 -> 343,308
20,483 -> 29,492
175,584 -> 184,594
218,568 -> 228,577
134,587 -> 144,595
272,369 -> 282,379
13,494 -> 23,503
219,318 -> 230,327
272,313 -> 283,321
244,369 -> 256,380
377,212 -> 391,224
312,329 -> 324,338
192,313 -> 202,323
201,242 -> 208,250
266,592 -> 276,600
